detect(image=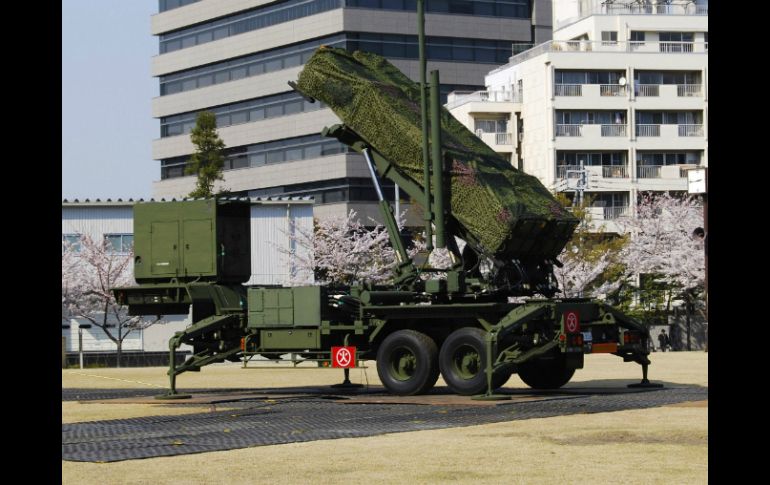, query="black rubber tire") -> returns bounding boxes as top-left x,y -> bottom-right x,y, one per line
439,327 -> 497,396
517,354 -> 575,390
376,330 -> 439,396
